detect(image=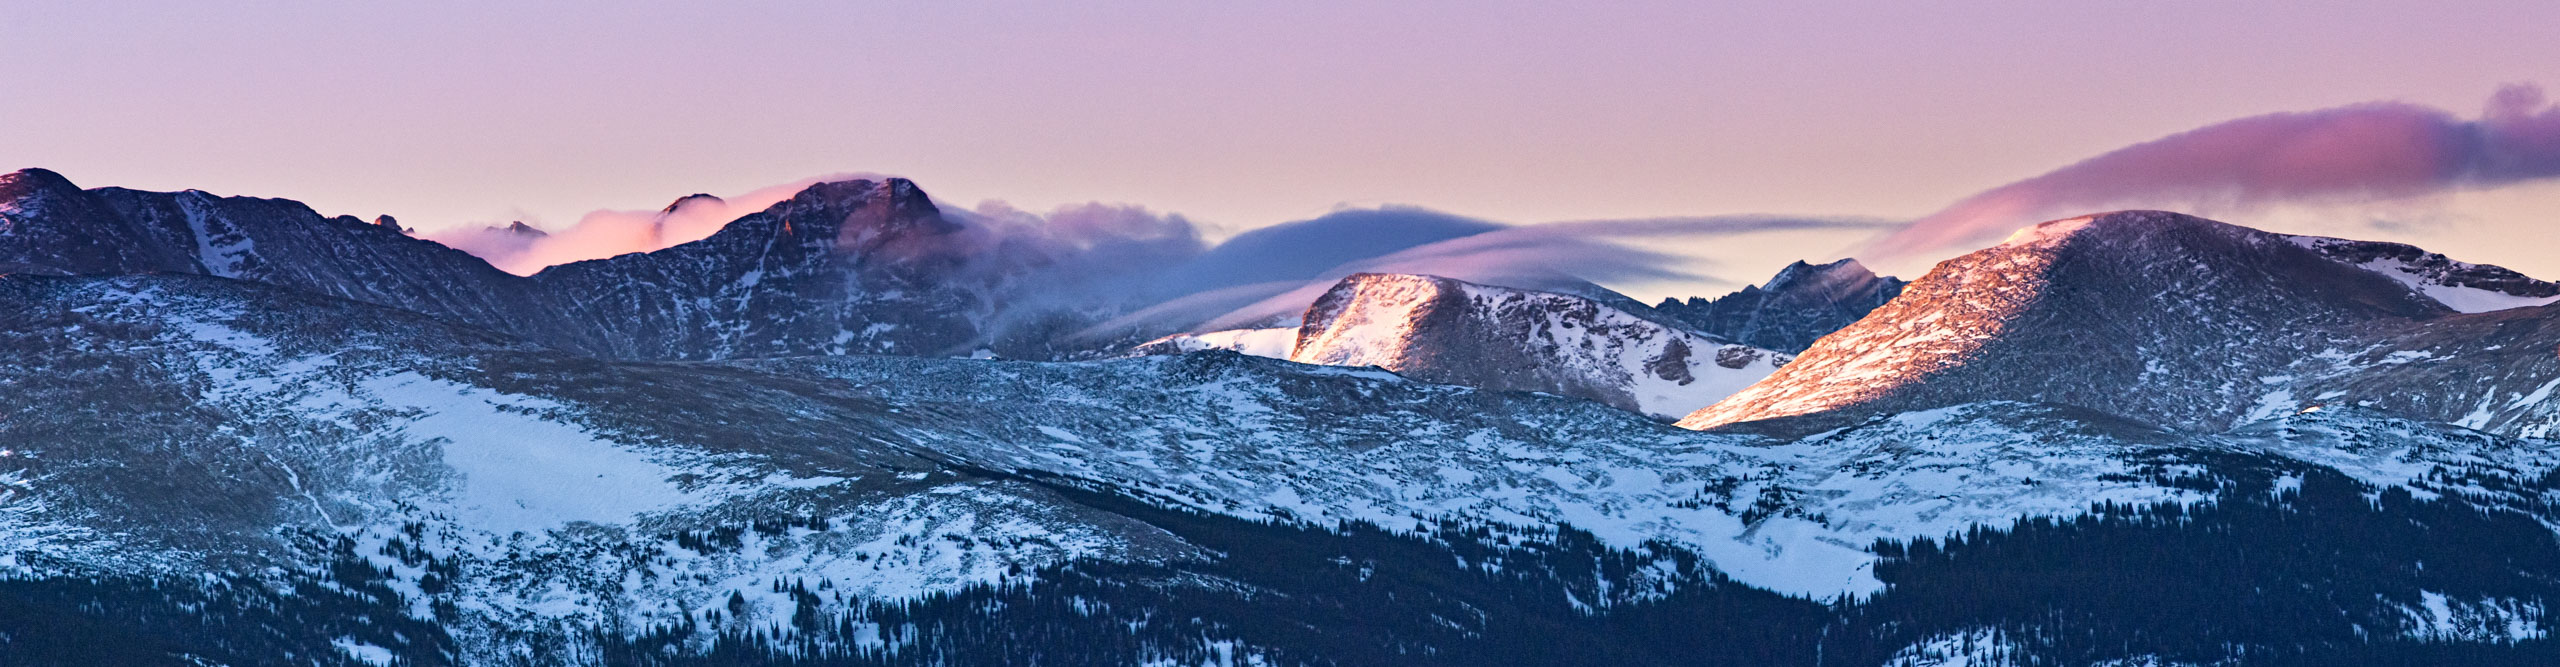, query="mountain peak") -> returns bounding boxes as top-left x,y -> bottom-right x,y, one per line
752,178 -> 957,255
0,168 -> 81,205
1679,211 -> 2459,433
1291,272 -> 1785,418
